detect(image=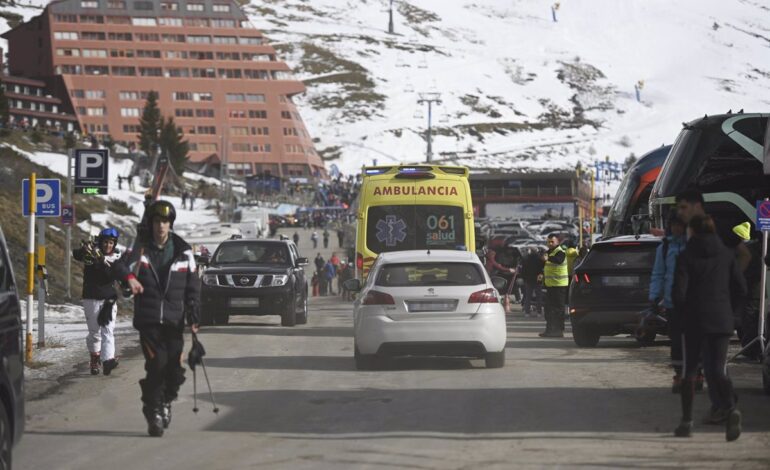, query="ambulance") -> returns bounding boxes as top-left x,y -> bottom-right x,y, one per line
355,165 -> 475,279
